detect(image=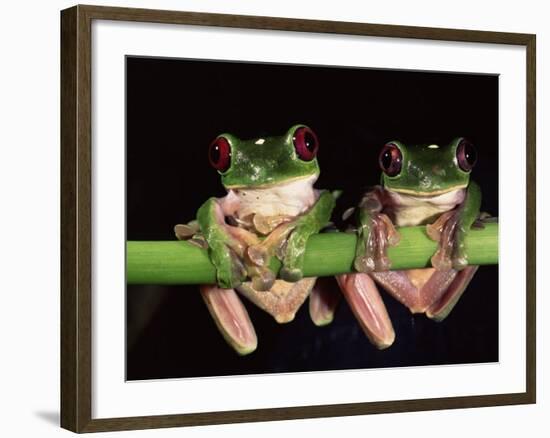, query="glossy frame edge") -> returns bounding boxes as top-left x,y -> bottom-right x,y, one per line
60,4 -> 537,433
